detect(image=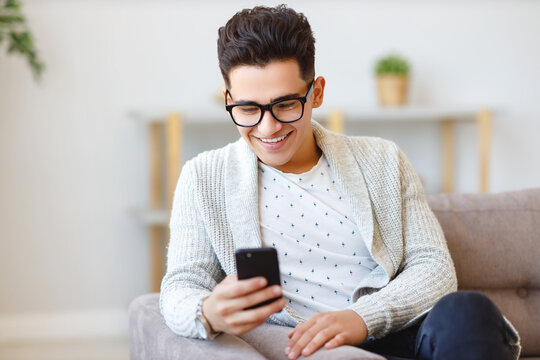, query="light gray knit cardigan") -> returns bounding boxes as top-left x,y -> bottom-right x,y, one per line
160,120 -> 458,340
